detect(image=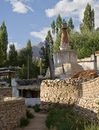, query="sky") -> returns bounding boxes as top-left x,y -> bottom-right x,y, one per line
0,0 -> 99,50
